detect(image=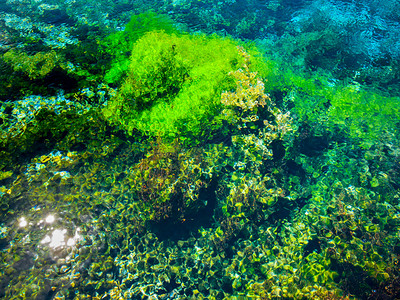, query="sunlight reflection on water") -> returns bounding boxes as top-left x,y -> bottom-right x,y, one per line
18,213 -> 82,250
